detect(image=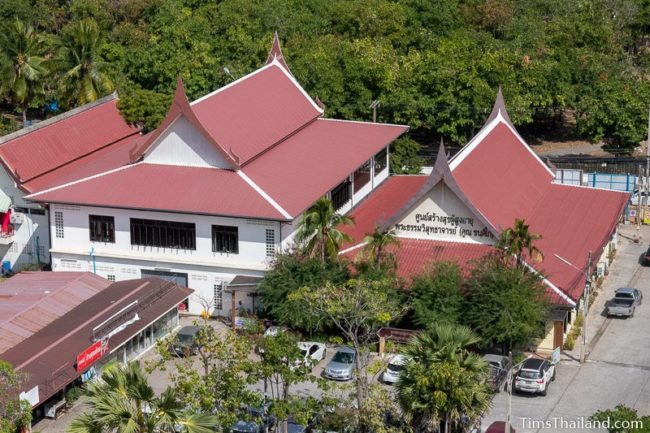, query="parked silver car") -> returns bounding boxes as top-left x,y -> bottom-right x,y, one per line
607,287 -> 642,317
323,346 -> 356,380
